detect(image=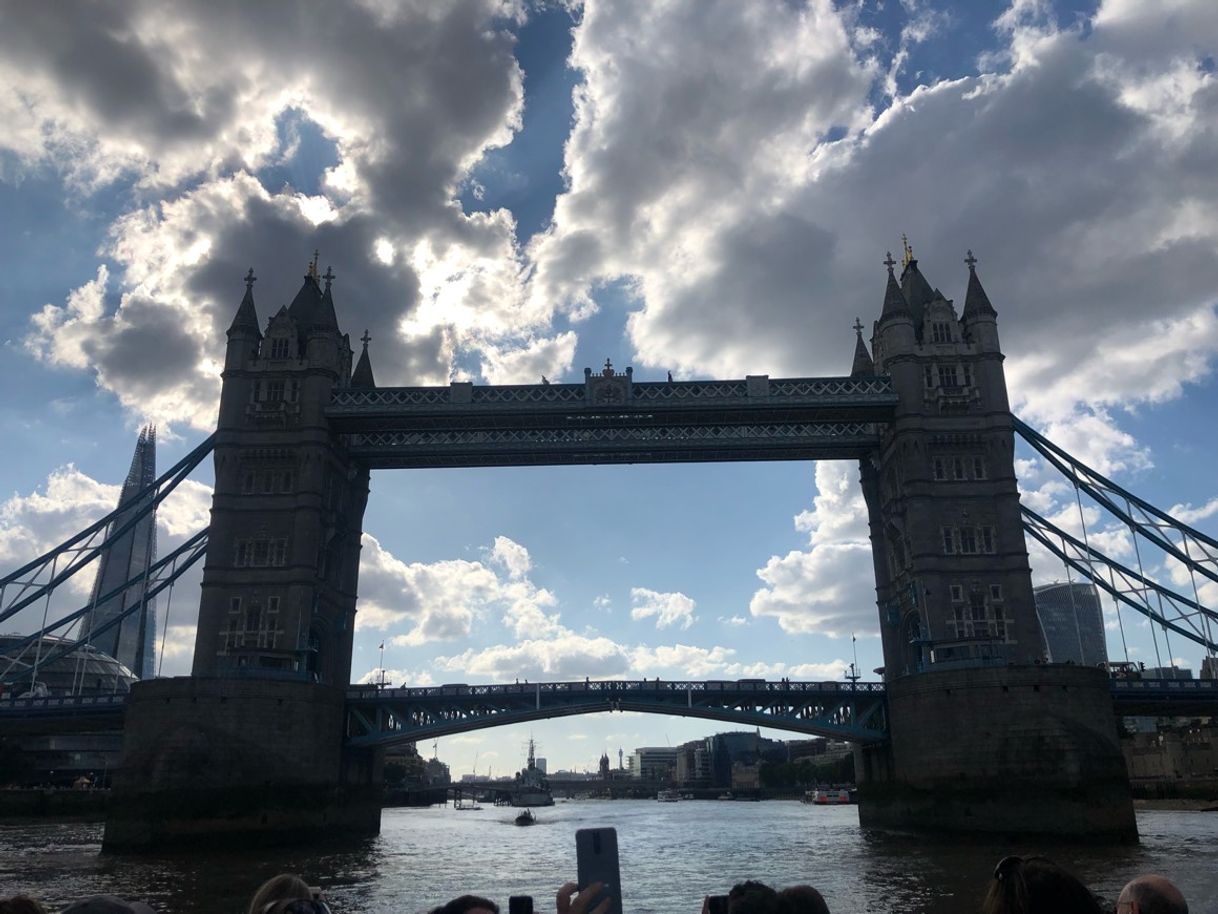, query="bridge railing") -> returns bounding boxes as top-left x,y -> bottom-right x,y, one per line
345,679 -> 885,701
